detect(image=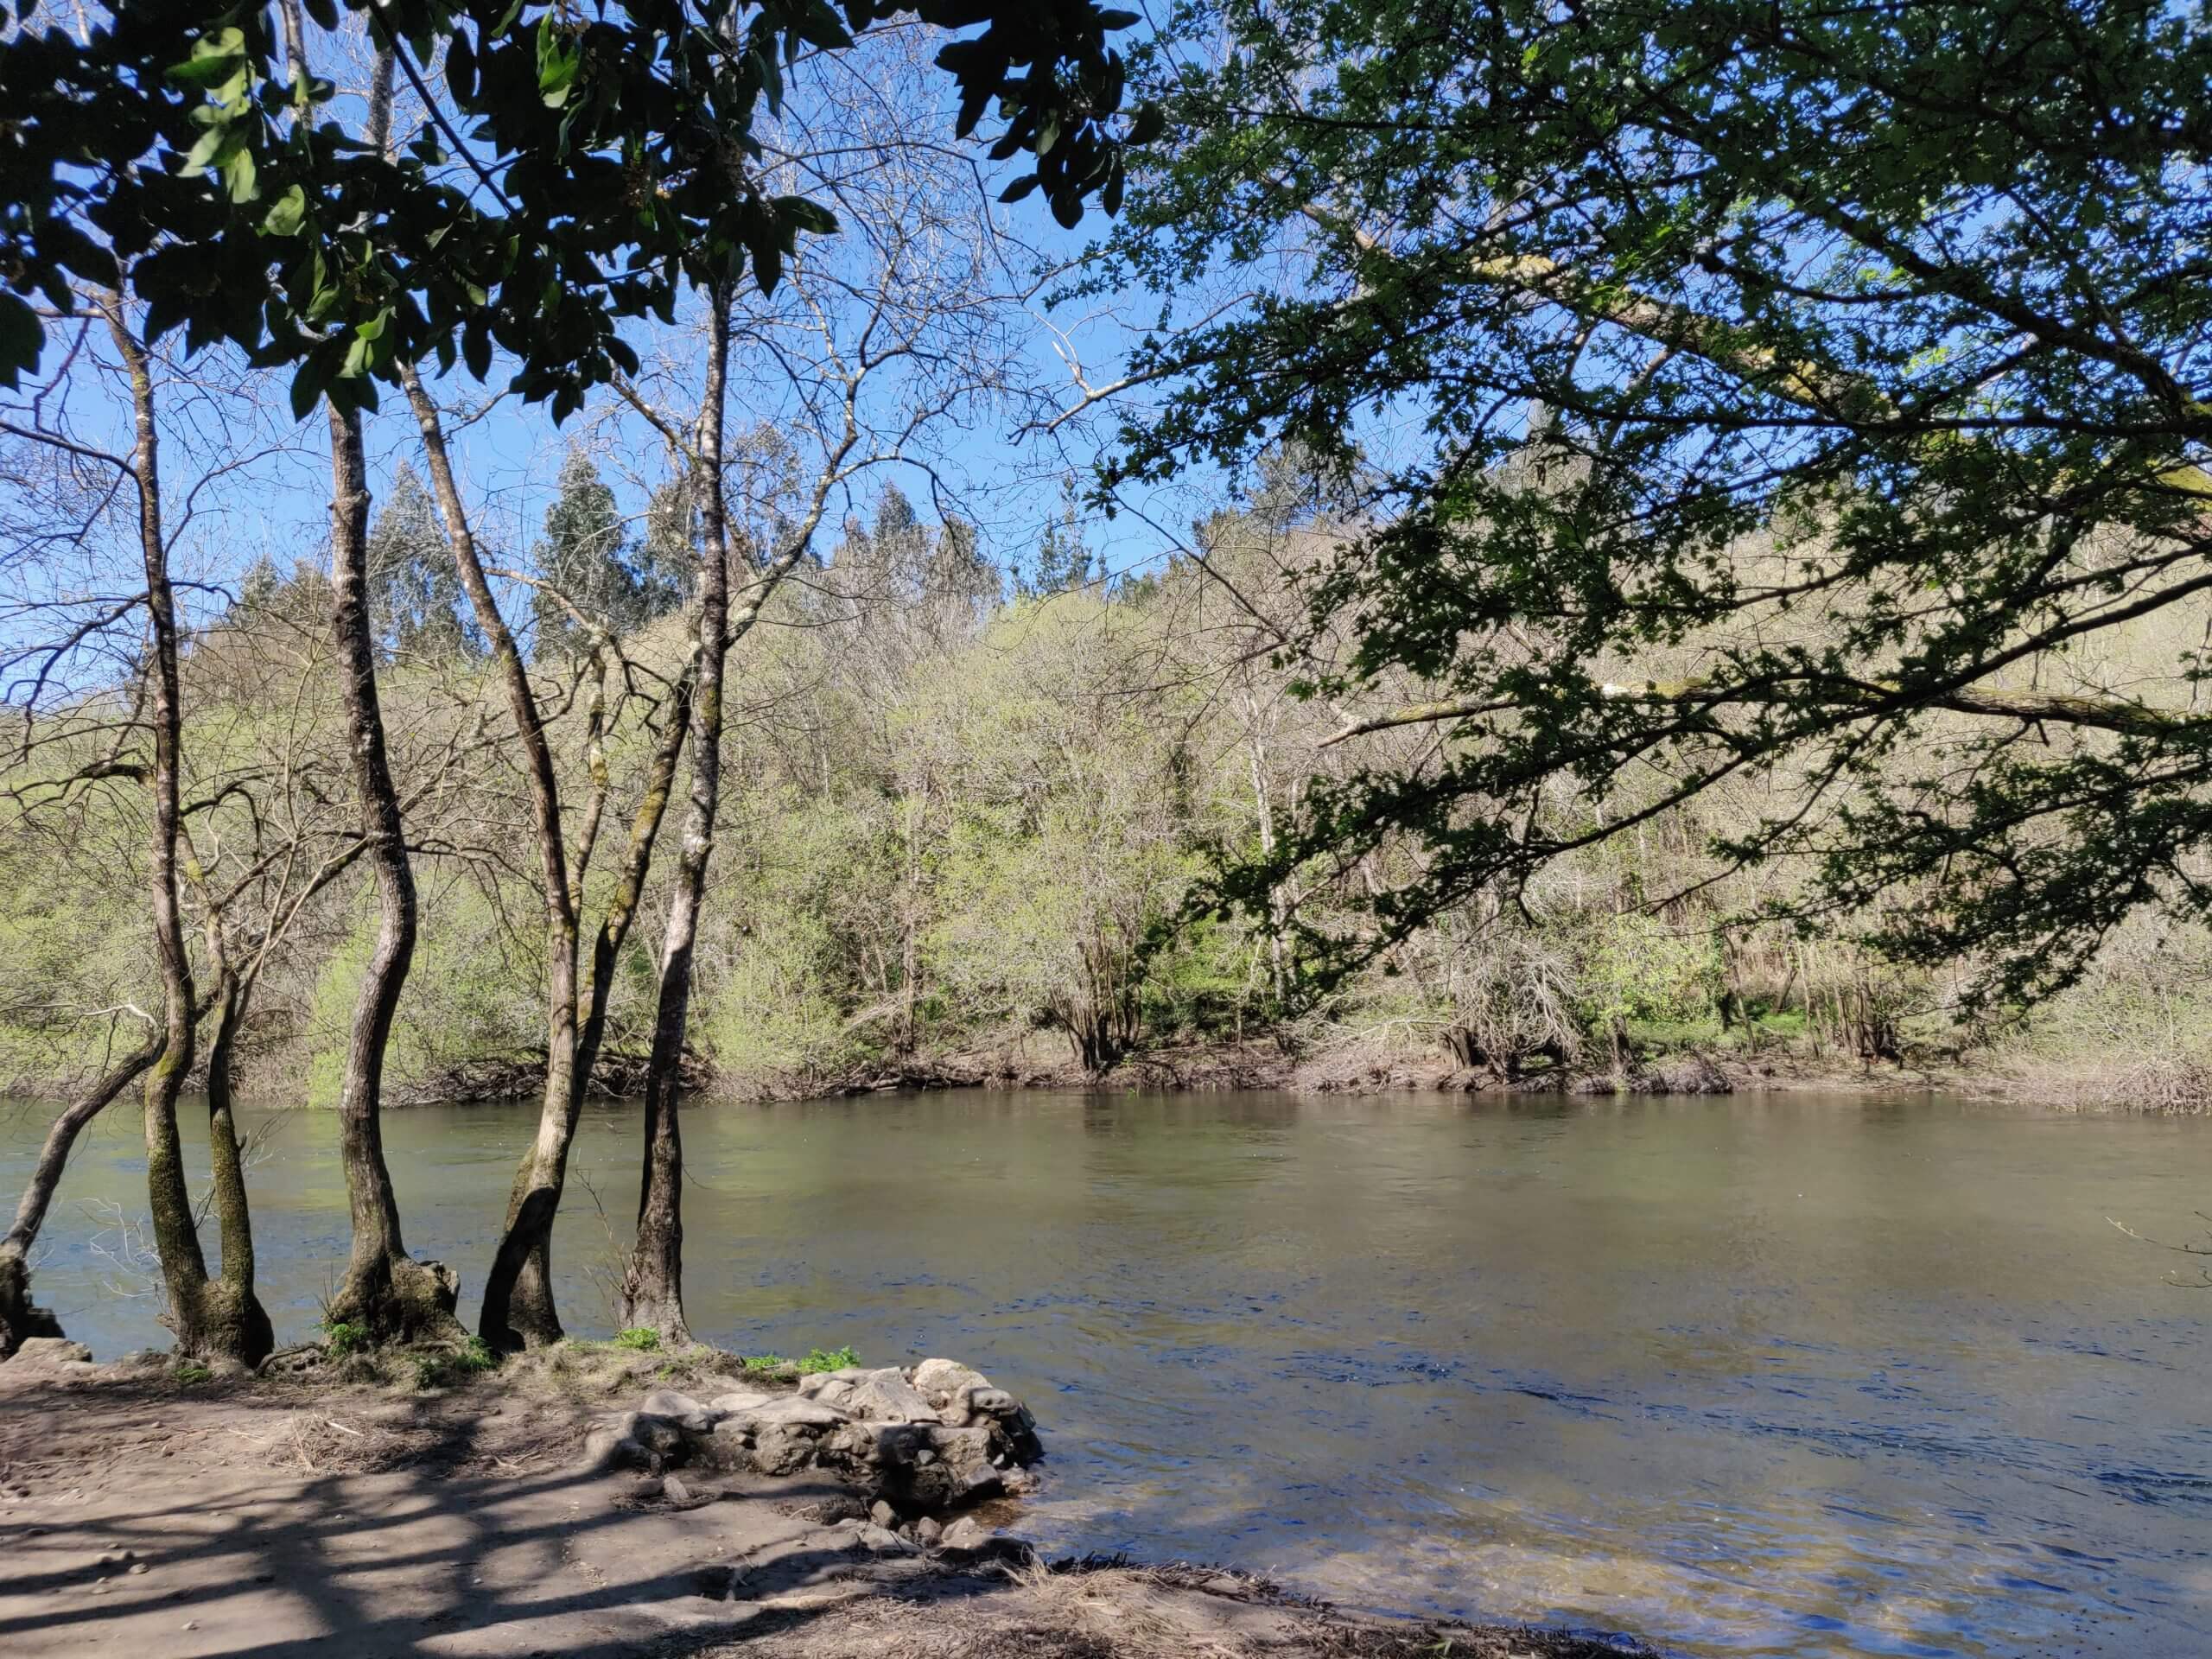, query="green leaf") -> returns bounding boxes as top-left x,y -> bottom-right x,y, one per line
224,145 -> 260,205
167,28 -> 248,87
999,174 -> 1041,203
447,30 -> 477,104
183,125 -> 230,173
261,184 -> 308,237
289,356 -> 325,422
537,16 -> 581,108
0,293 -> 43,391
462,321 -> 492,380
775,195 -> 838,236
